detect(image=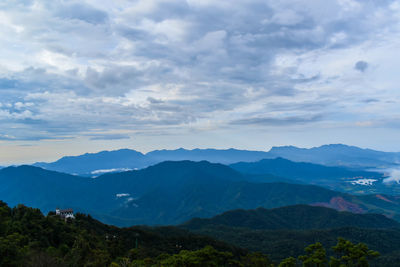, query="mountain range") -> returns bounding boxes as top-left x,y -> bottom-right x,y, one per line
269,144 -> 400,168
230,157 -> 400,195
31,144 -> 400,176
2,160 -> 400,226
3,144 -> 400,265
